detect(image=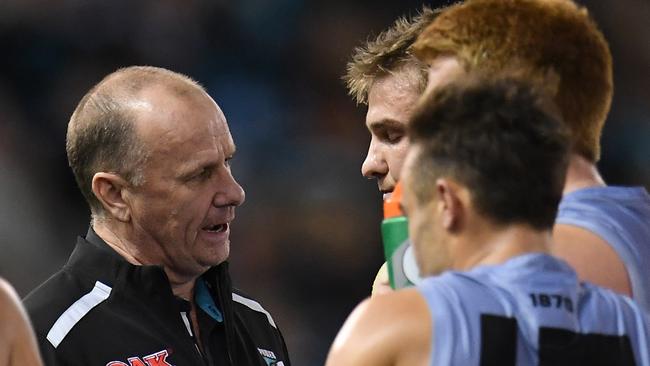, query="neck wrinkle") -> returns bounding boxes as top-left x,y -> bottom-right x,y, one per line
93,221 -> 200,302
93,222 -> 145,266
